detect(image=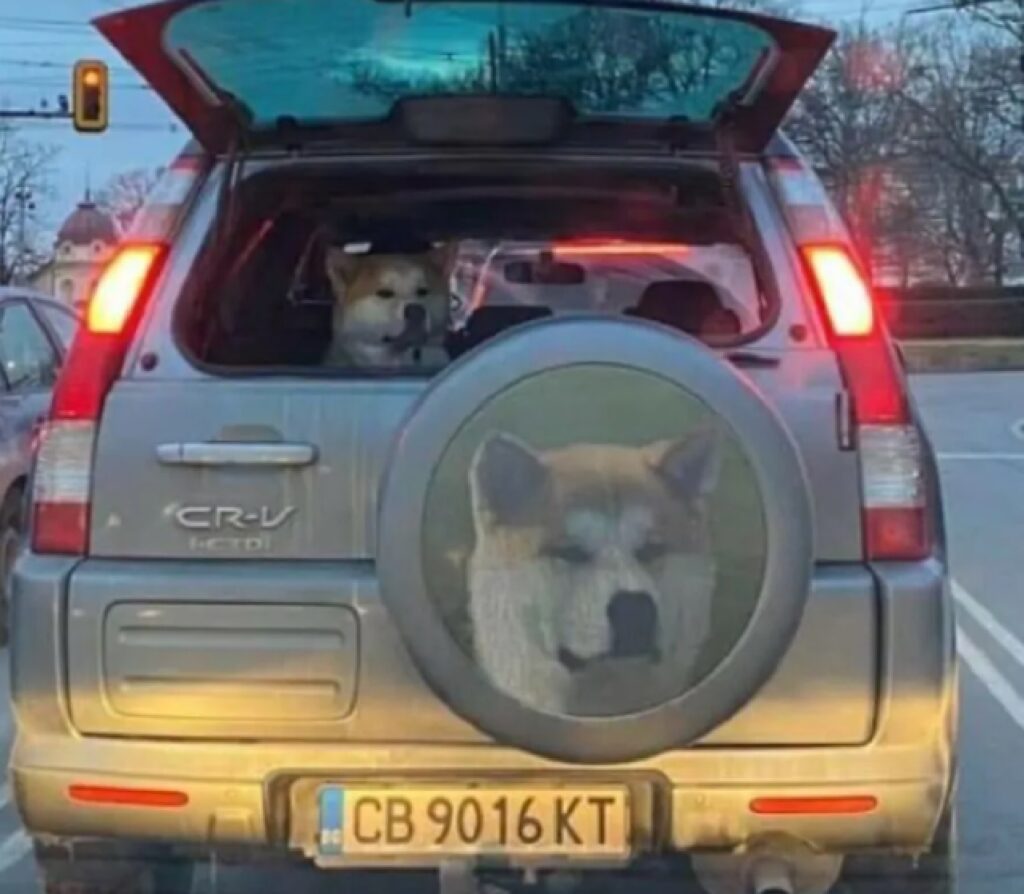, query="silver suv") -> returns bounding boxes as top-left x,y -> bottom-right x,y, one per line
11,2 -> 956,894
